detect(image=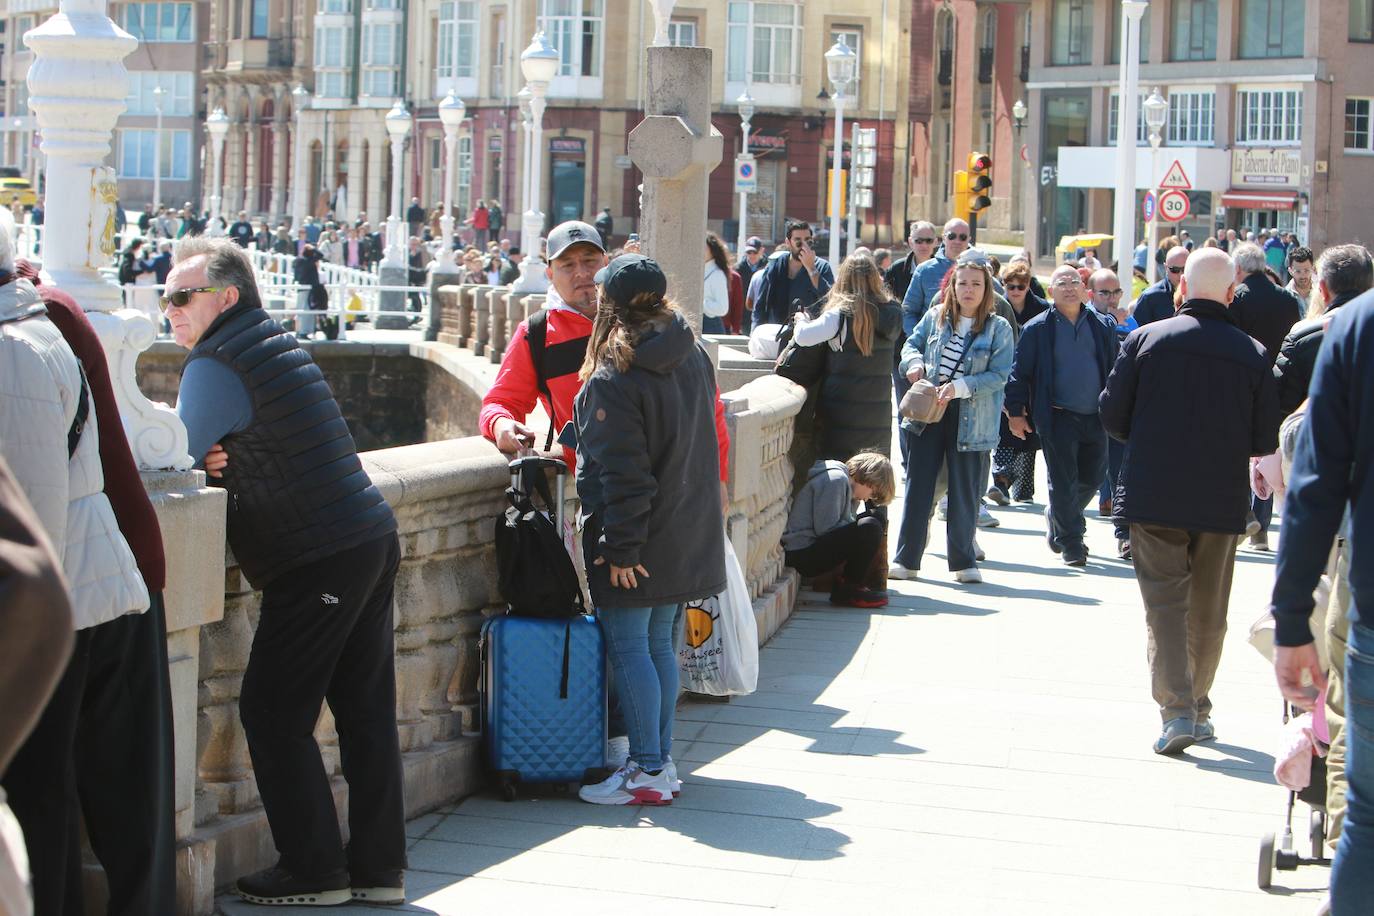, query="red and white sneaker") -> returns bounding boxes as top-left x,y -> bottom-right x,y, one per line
578,761 -> 673,806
